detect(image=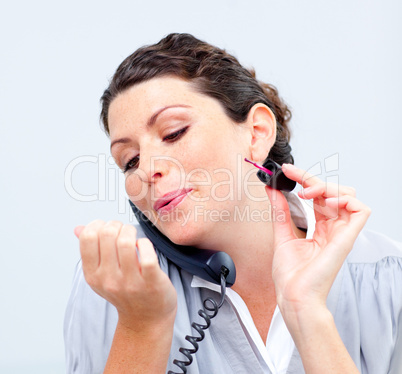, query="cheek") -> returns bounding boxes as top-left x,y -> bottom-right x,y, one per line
125,174 -> 158,223
211,171 -> 235,201
125,172 -> 148,205
185,137 -> 246,201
